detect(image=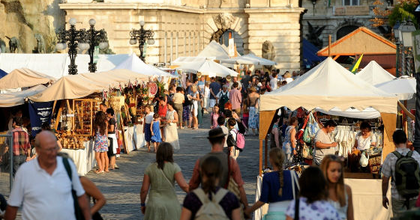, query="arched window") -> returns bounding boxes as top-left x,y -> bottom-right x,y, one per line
336,25 -> 359,40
